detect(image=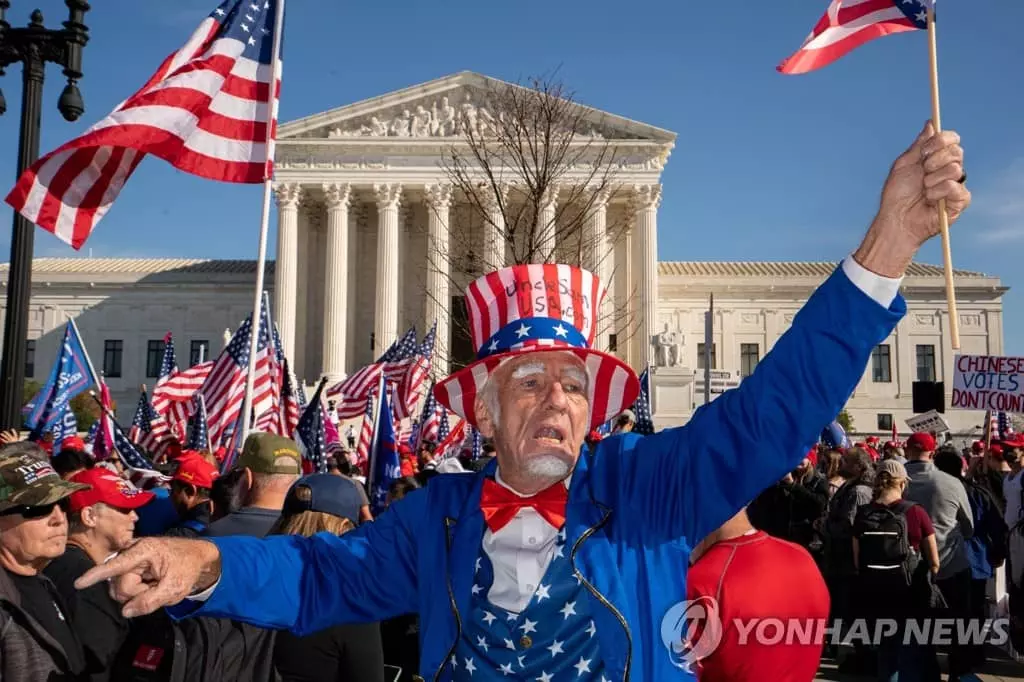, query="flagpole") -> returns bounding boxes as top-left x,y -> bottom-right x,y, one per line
927,6 -> 960,351
241,0 -> 287,440
366,372 -> 387,495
